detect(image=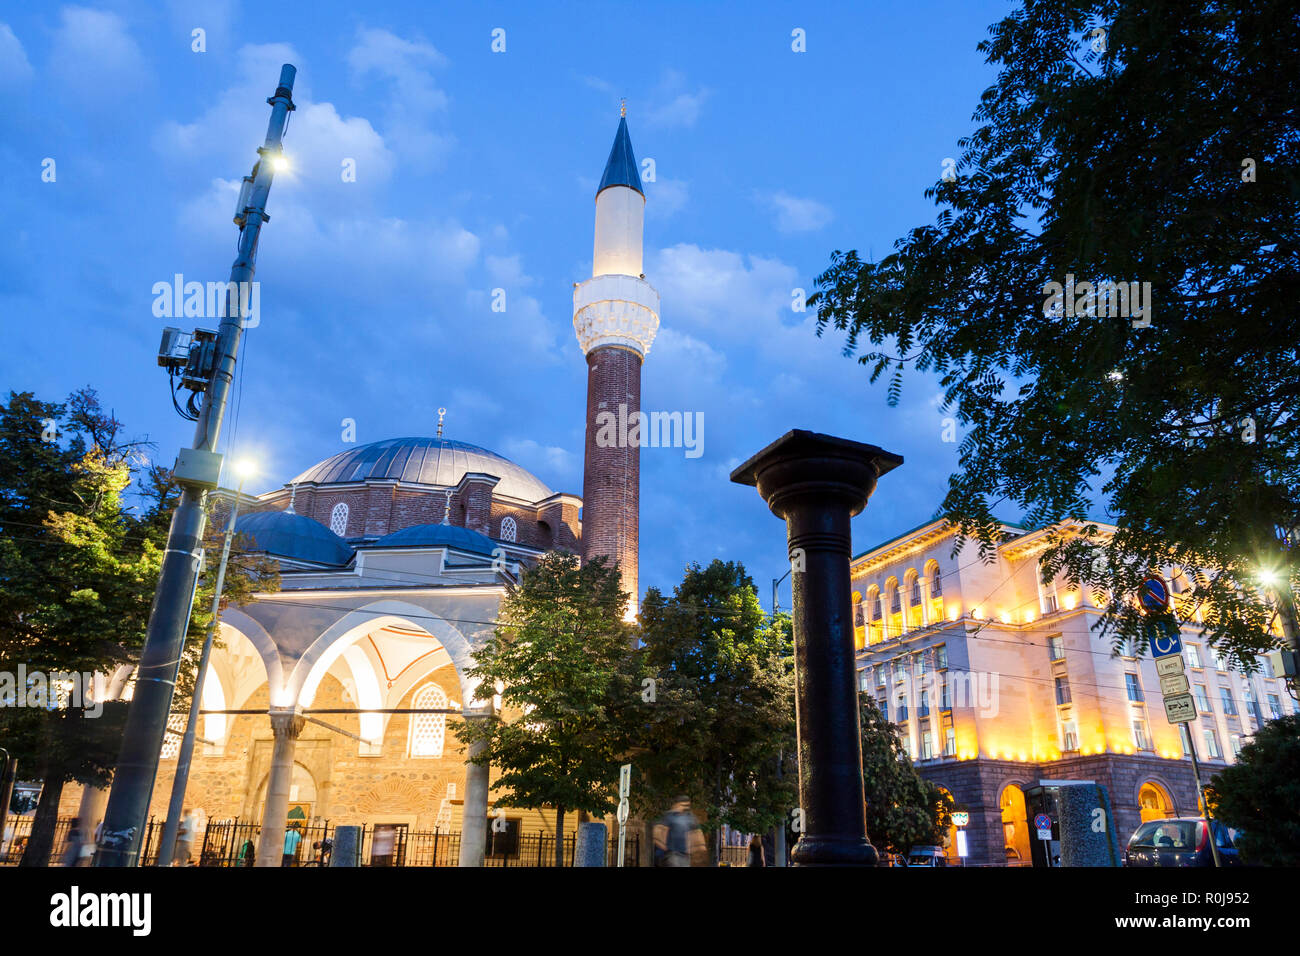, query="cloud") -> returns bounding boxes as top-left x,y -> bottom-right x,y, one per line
645,177 -> 688,217
650,243 -> 800,339
644,69 -> 710,128
761,191 -> 834,233
347,27 -> 453,168
0,23 -> 32,86
50,7 -> 147,99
